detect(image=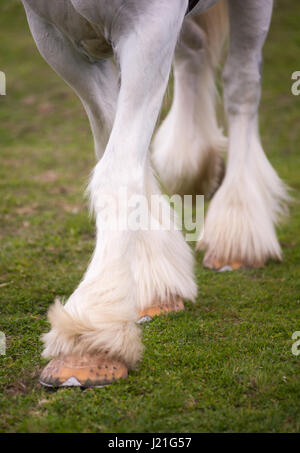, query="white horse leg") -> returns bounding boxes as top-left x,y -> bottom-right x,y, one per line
24,0 -> 196,386
152,2 -> 228,198
199,0 -> 289,270
22,3 -> 138,385
84,0 -> 196,318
